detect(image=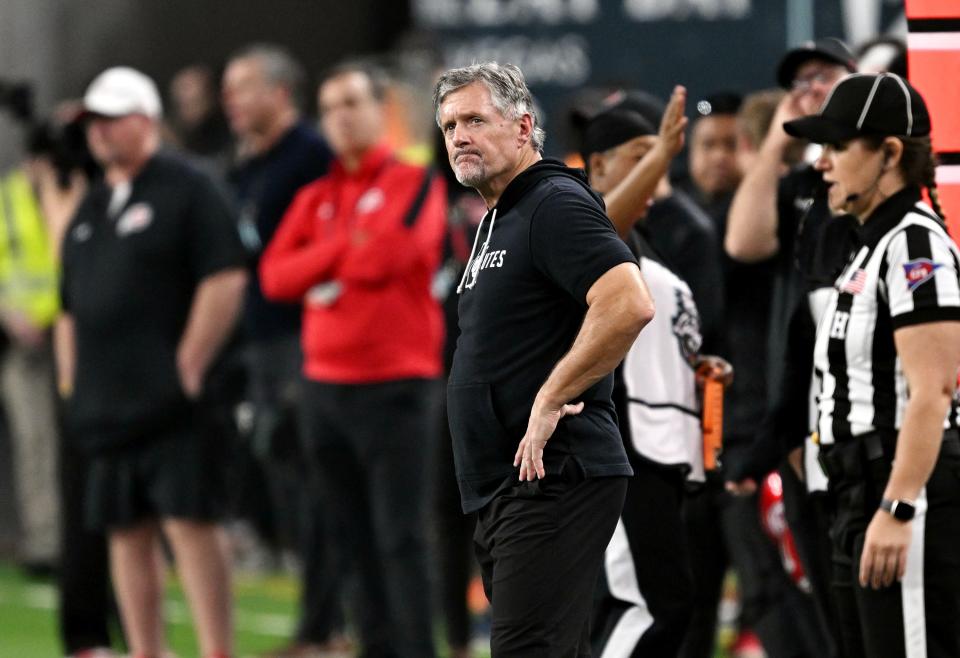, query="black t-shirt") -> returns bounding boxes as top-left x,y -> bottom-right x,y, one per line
228,122 -> 332,342
447,160 -> 636,513
684,187 -> 775,445
768,164 -> 855,388
61,152 -> 245,451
